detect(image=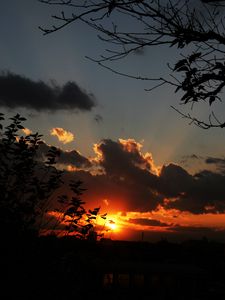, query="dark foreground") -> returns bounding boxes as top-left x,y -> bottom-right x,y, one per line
1,235 -> 225,300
